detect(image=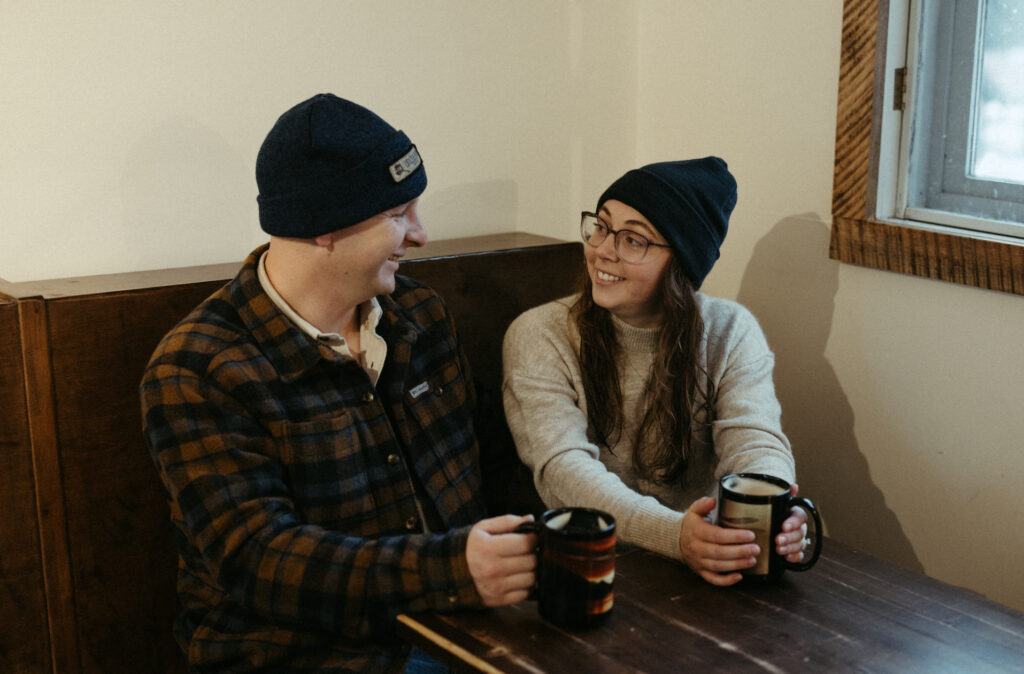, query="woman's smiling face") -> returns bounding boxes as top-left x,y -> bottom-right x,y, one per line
584,199 -> 673,328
